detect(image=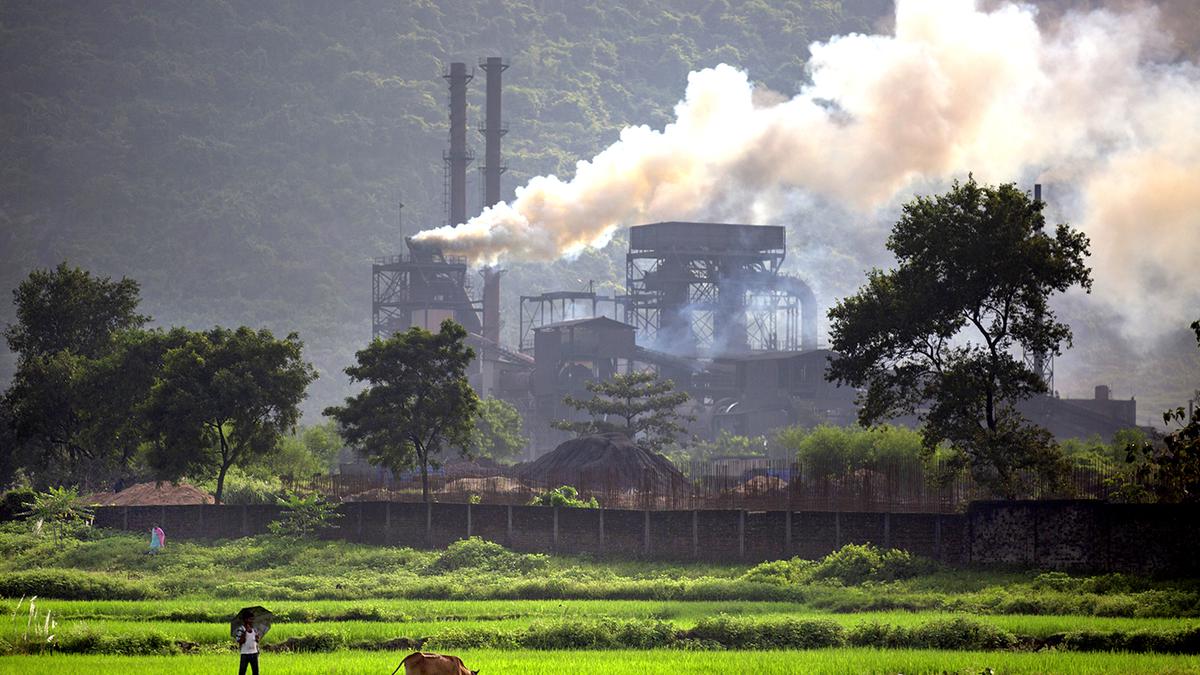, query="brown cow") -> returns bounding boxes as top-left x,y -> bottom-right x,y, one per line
395,651 -> 479,675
